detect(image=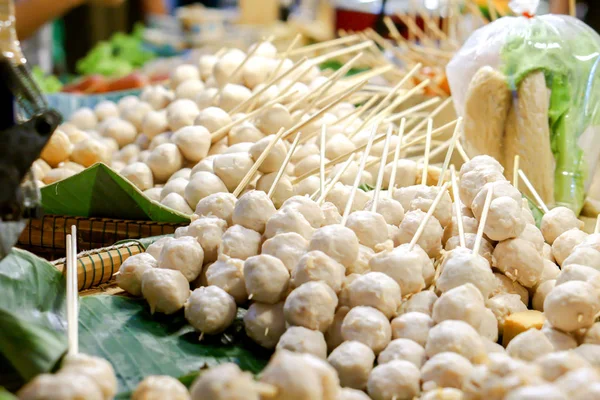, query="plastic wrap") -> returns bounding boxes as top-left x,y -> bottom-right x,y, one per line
447,1 -> 600,213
